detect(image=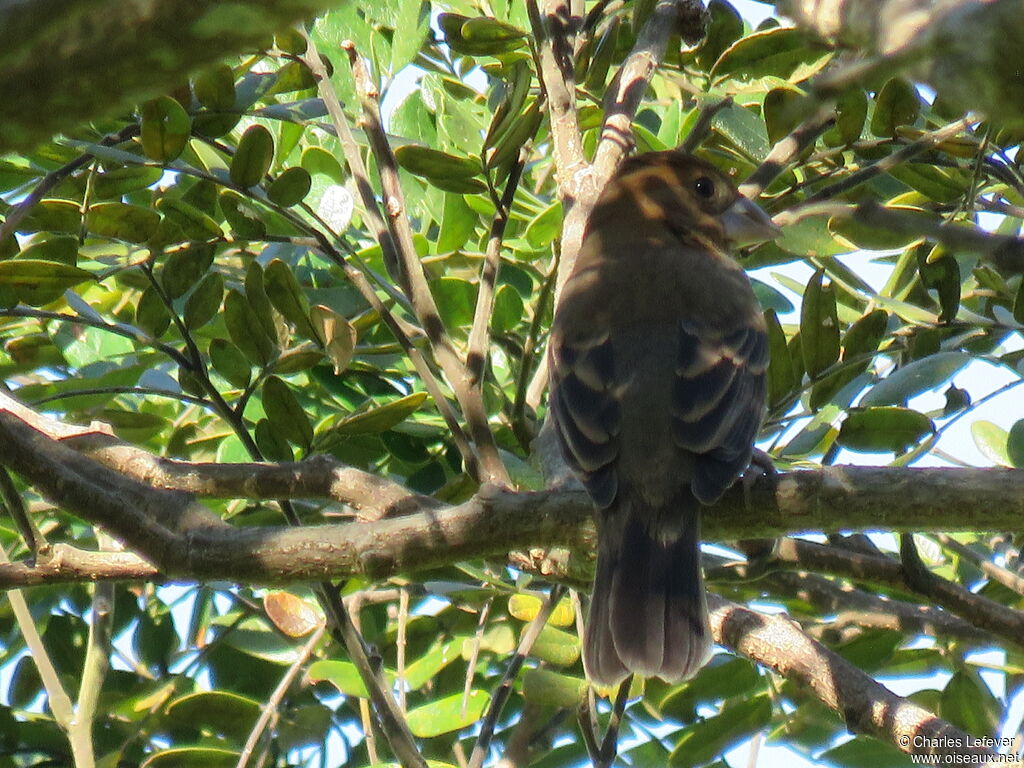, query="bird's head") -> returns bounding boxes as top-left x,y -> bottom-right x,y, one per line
590,151 -> 781,249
